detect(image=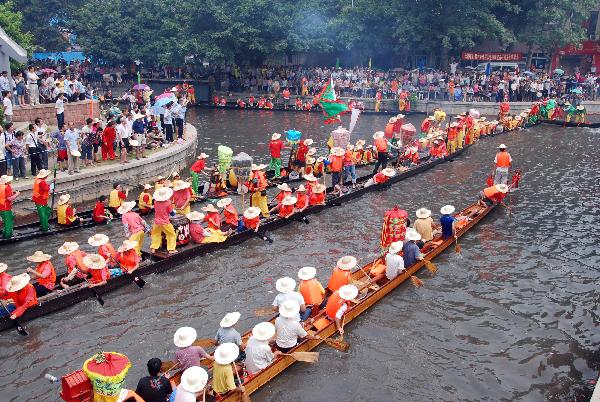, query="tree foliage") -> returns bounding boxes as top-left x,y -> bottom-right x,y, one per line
0,1 -> 34,55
